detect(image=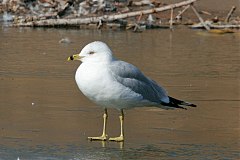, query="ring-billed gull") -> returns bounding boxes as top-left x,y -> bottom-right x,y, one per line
67,41 -> 196,142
